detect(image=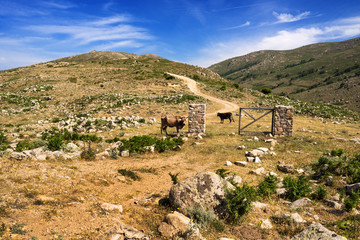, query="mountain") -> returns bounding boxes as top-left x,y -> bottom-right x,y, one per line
209,37 -> 360,111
